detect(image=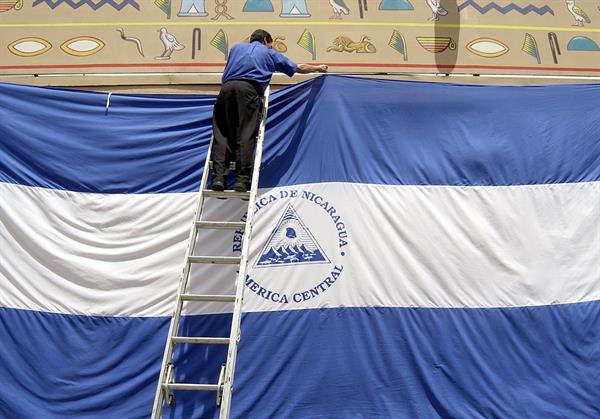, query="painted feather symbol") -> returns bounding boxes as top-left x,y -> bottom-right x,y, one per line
210,29 -> 229,59
297,29 -> 316,60
522,33 -> 541,64
388,30 -> 408,61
